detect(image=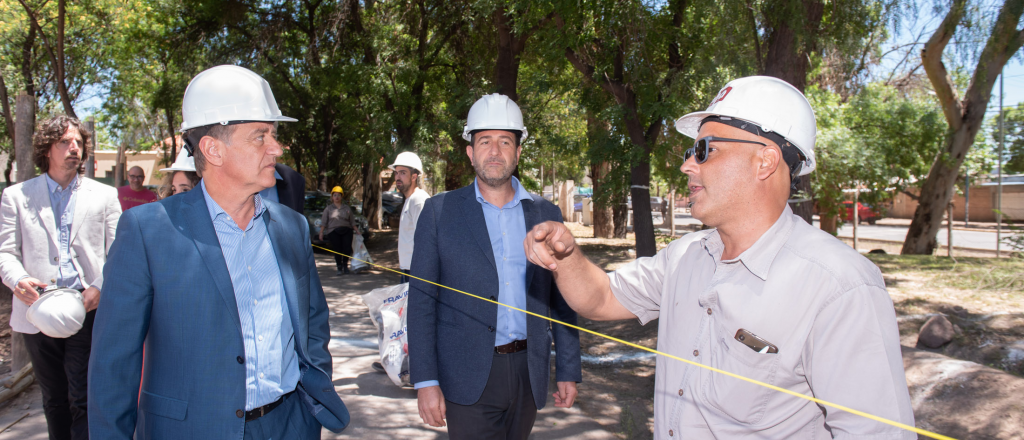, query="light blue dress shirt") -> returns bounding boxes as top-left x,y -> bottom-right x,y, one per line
257,169 -> 283,203
201,181 -> 299,410
44,174 -> 82,290
414,176 -> 532,390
